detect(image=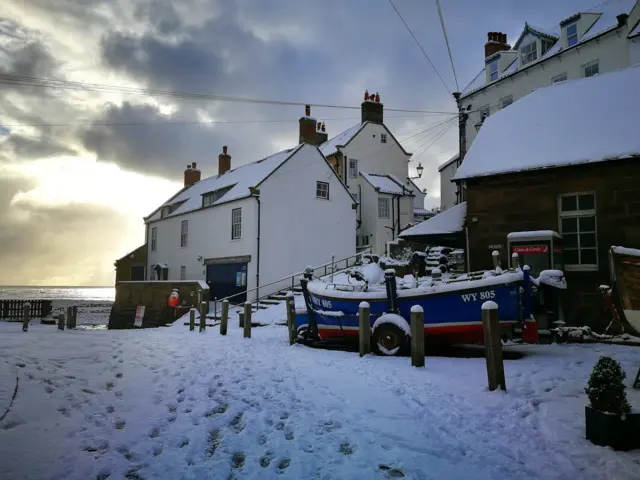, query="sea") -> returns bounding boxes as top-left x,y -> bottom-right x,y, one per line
0,286 -> 115,327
